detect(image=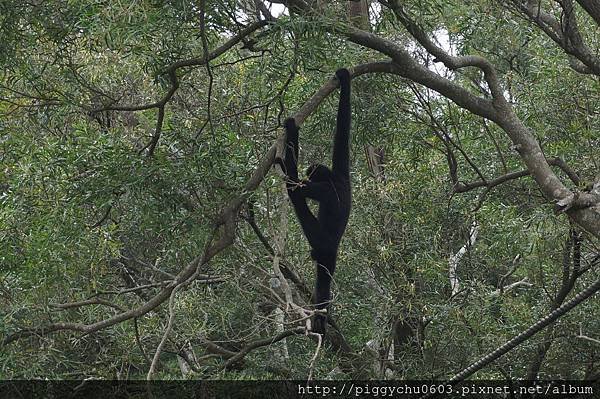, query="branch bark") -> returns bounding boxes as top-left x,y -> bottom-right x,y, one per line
222,327 -> 306,369
512,0 -> 600,76
576,0 -> 600,26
